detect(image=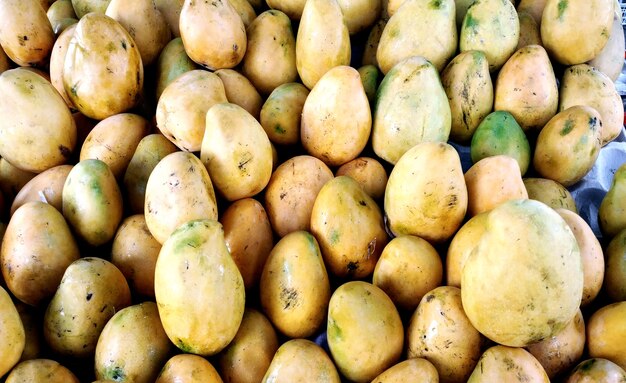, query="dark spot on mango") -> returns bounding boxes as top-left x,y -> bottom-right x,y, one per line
274,125 -> 286,134
176,338 -> 193,352
577,358 -> 596,372
70,83 -> 79,97
280,287 -> 298,310
426,294 -> 435,302
59,145 -> 71,158
347,261 -> 358,273
358,200 -> 367,206
86,293 -> 92,301
104,366 -> 125,381
430,0 -> 442,8
238,153 -> 253,172
17,35 -> 28,46
447,194 -> 458,208
121,40 -> 127,50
